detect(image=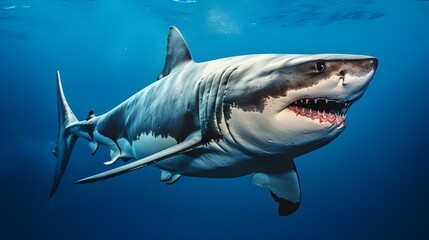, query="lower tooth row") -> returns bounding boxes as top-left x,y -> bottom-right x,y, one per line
289,106 -> 345,124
